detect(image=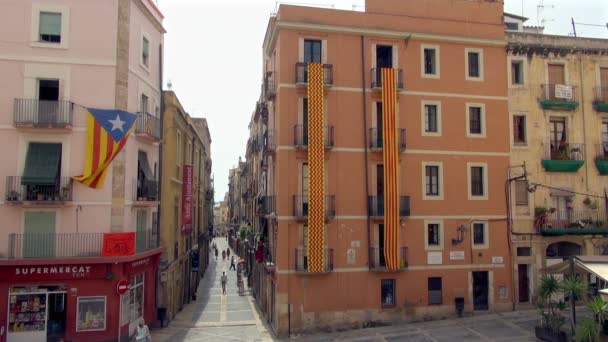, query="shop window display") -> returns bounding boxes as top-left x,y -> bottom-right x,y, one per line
76,296 -> 106,331
8,293 -> 46,332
